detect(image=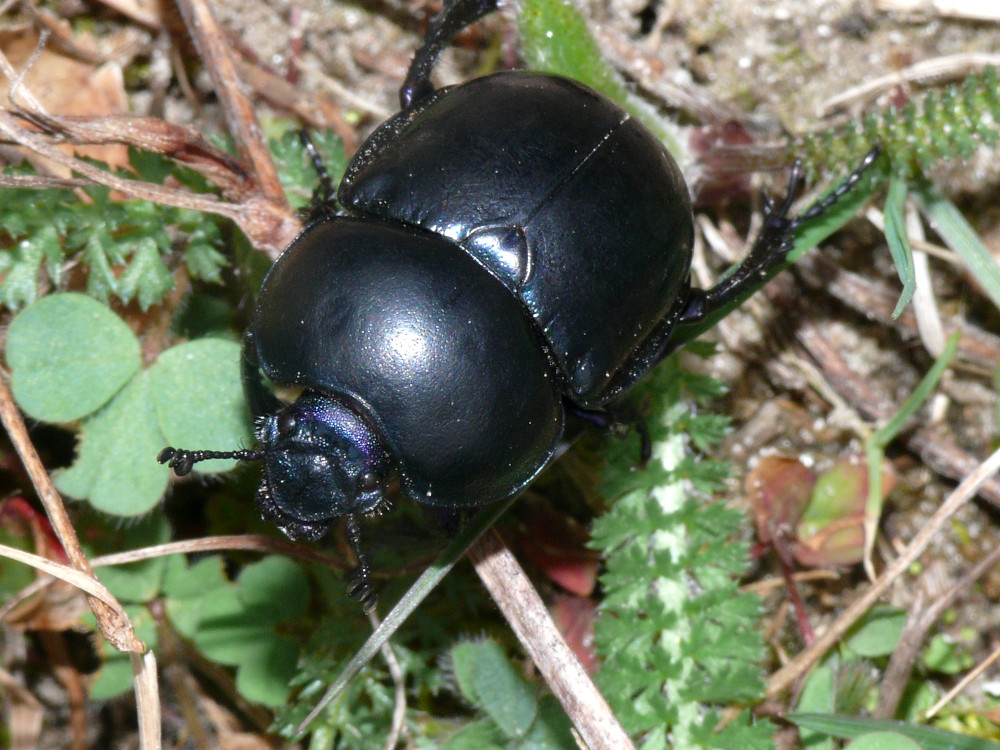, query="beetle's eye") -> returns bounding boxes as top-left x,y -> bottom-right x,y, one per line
358,471 -> 379,492
276,411 -> 298,436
